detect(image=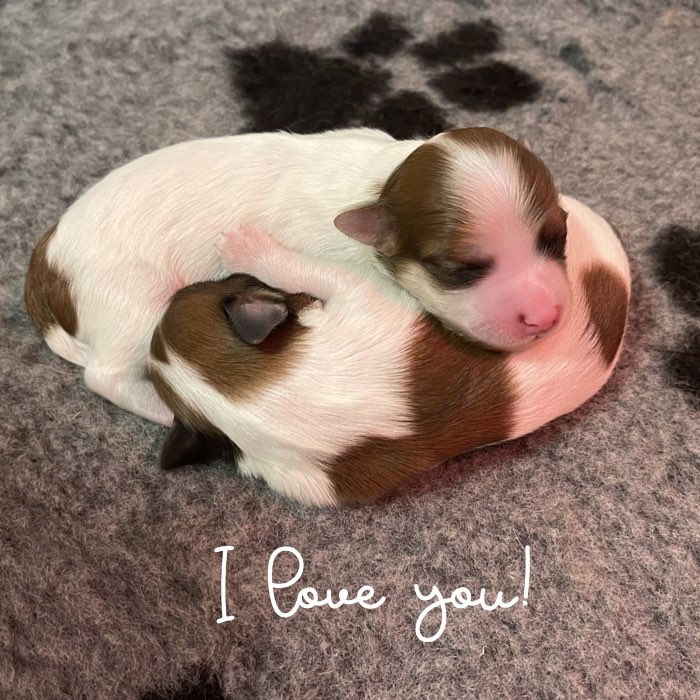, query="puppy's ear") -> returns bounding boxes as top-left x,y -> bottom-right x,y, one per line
222,298 -> 288,345
334,204 -> 398,256
160,419 -> 231,470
